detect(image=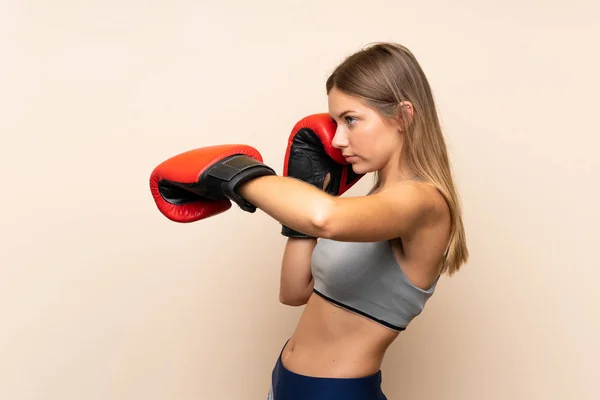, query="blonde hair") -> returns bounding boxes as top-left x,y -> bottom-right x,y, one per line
326,42 -> 468,275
